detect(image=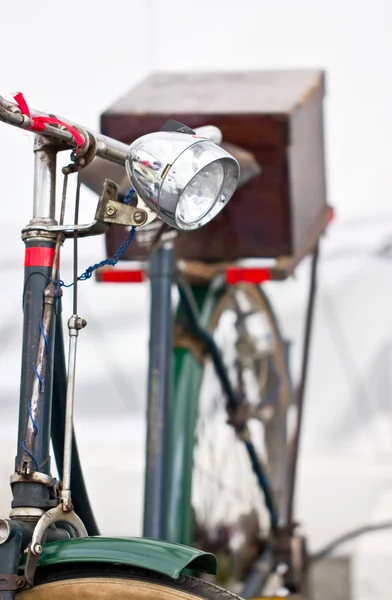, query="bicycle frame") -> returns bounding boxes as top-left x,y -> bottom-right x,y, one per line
0,96 -> 218,598
143,244 -> 244,541
145,245 -> 320,597
0,92 -> 319,599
